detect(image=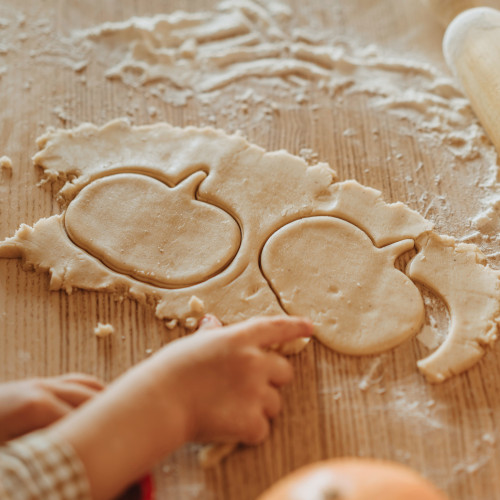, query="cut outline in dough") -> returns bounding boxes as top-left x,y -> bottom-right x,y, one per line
260,215 -> 424,355
0,119 -> 498,384
63,169 -> 243,289
407,232 -> 500,382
